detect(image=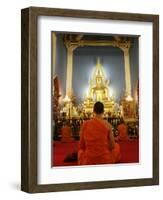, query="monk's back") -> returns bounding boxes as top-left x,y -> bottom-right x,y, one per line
83,119 -> 110,158
78,101 -> 121,165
